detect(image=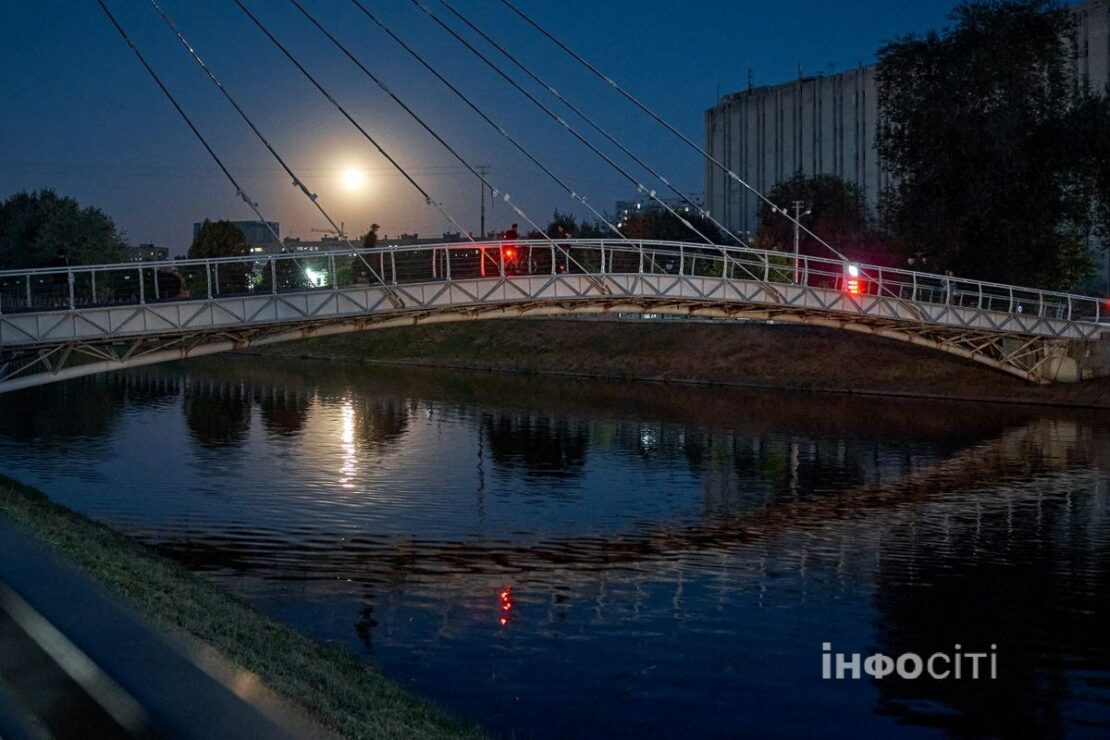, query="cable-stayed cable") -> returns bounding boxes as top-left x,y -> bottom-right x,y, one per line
286,0 -> 550,242
346,0 -> 625,241
408,0 -> 720,250
408,1 -> 763,282
93,0 -> 280,246
292,2 -> 614,279
231,0 -> 474,249
433,0 -> 751,250
497,0 -> 852,264
147,0 -> 387,287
